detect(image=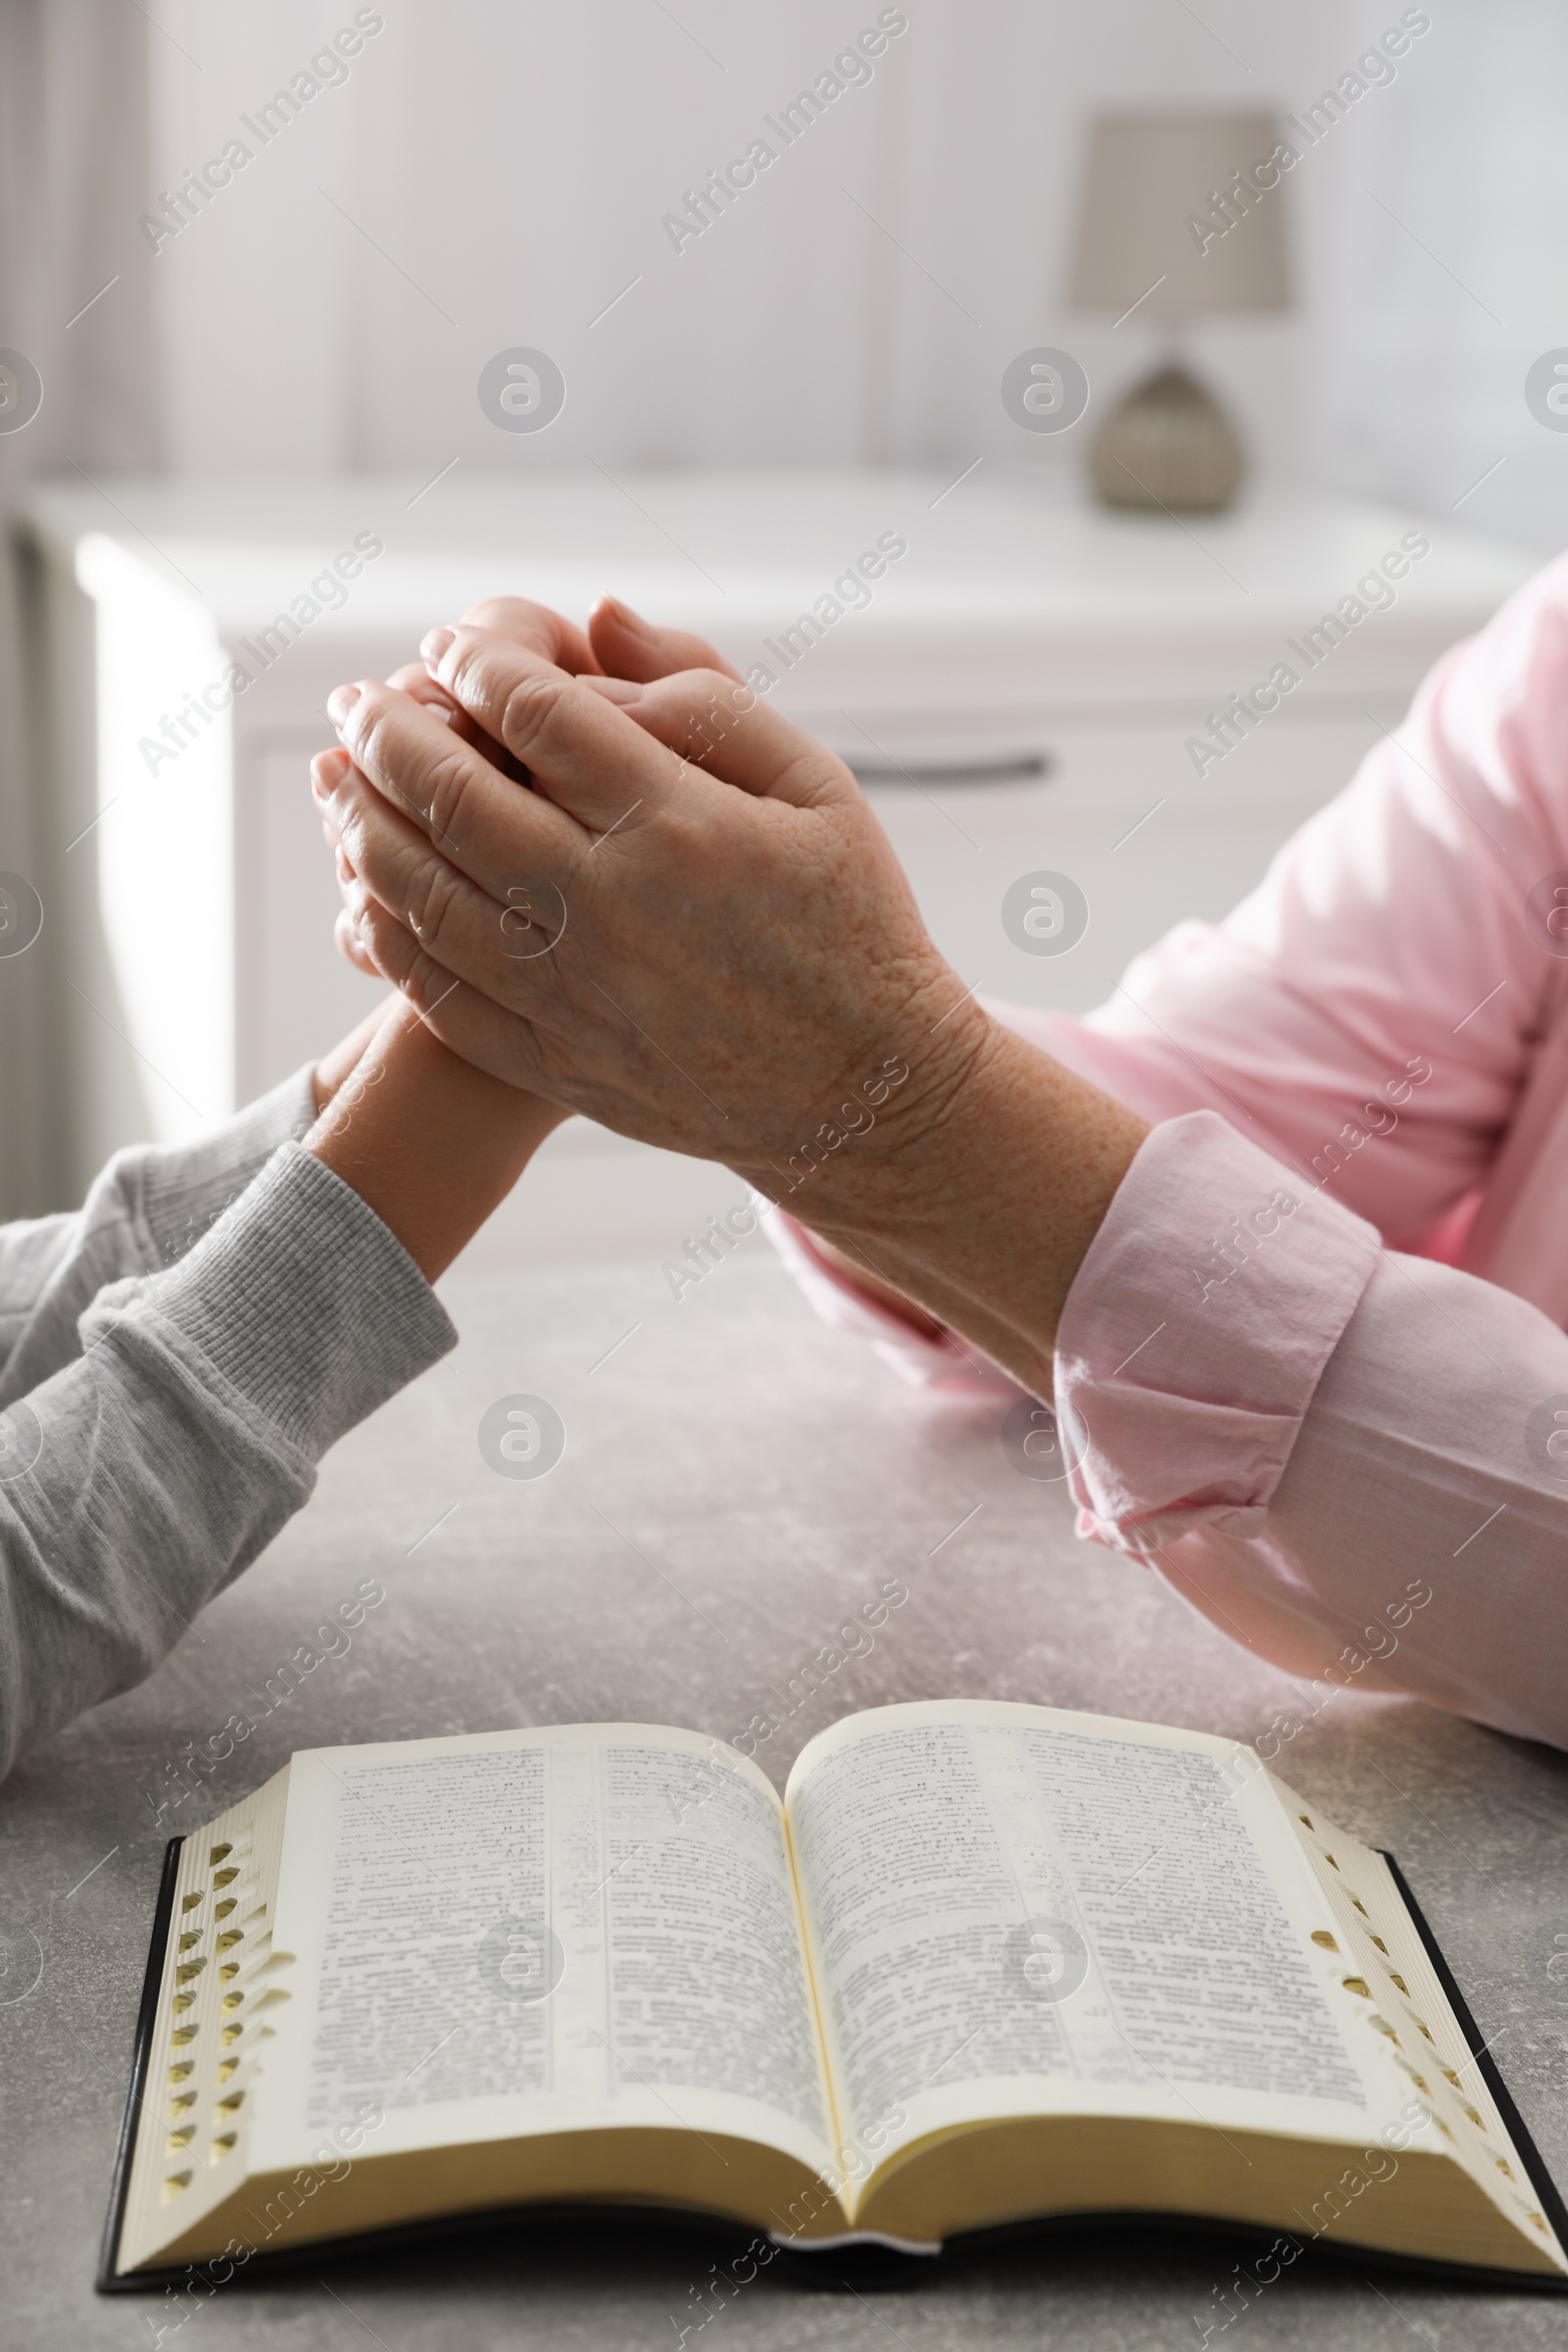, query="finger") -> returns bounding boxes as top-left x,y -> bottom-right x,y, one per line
334,906 -> 382,978
313,745 -> 351,808
327,677 -> 584,890
601,666 -> 857,809
416,628 -> 689,830
456,595 -> 603,677
327,755 -> 567,995
317,736 -> 521,985
385,659 -> 530,780
587,595 -> 742,688
314,747 -> 354,860
388,662 -> 460,713
345,888 -> 551,1093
